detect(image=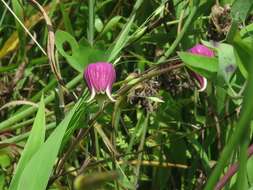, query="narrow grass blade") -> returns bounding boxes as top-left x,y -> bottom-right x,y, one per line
11,0 -> 26,61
